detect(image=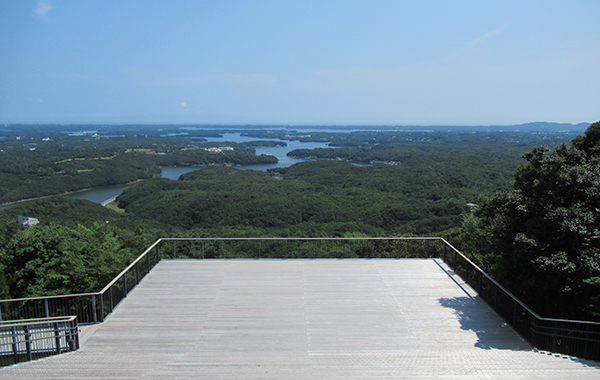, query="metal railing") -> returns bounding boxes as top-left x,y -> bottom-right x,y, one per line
441,239 -> 600,361
0,237 -> 599,362
0,239 -> 163,324
0,316 -> 79,366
